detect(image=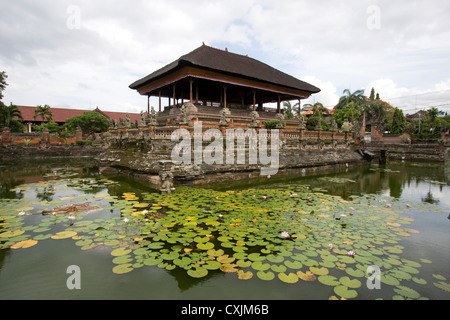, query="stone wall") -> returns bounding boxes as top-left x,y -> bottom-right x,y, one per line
0,145 -> 106,160
1,127 -> 84,146
98,122 -> 364,191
